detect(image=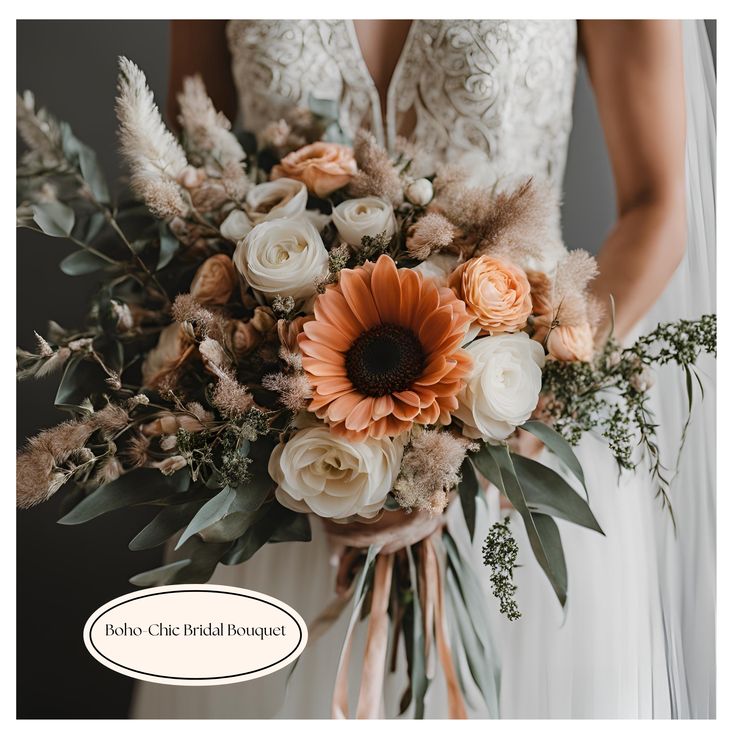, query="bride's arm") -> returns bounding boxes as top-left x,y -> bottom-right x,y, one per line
167,20 -> 238,130
579,20 -> 686,339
